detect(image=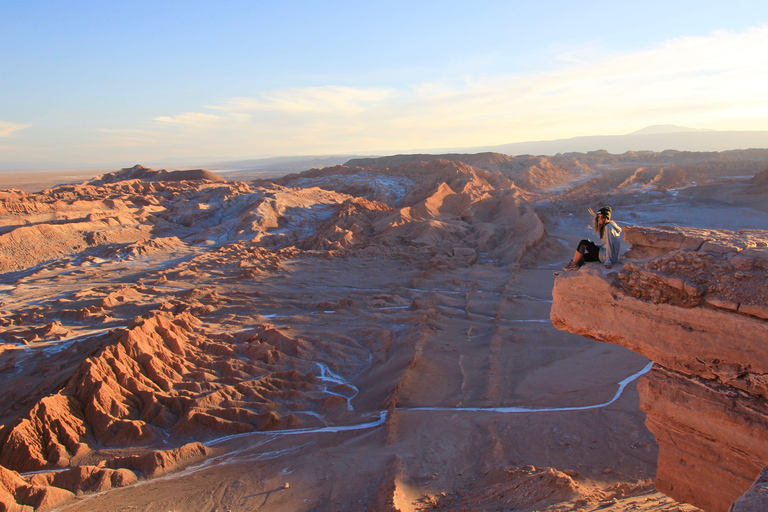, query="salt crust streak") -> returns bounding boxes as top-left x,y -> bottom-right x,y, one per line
205,362 -> 654,446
